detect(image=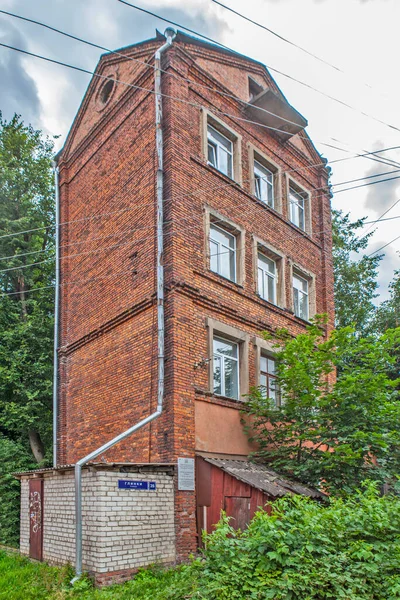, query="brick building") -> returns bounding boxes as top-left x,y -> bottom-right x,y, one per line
18,29 -> 333,583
